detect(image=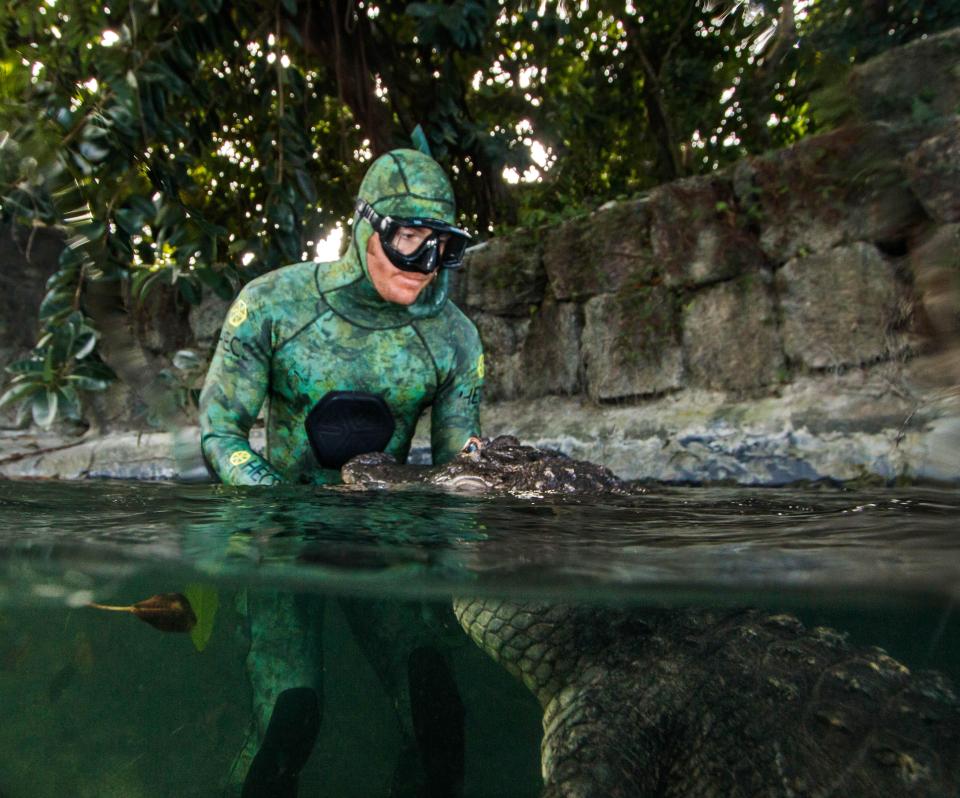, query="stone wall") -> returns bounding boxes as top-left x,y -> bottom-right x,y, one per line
449,28 -> 960,483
